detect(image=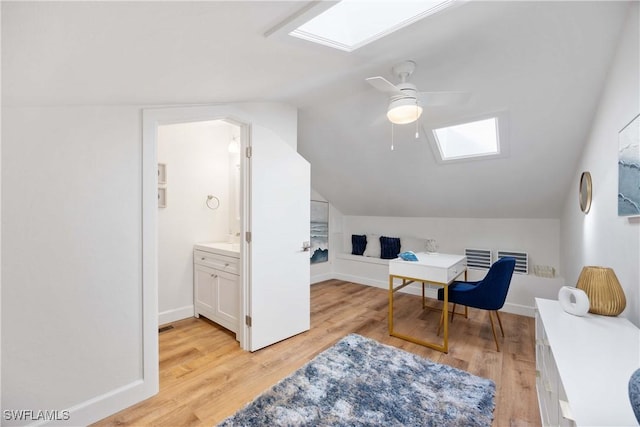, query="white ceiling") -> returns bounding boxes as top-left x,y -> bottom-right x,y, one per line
2,1 -> 633,218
